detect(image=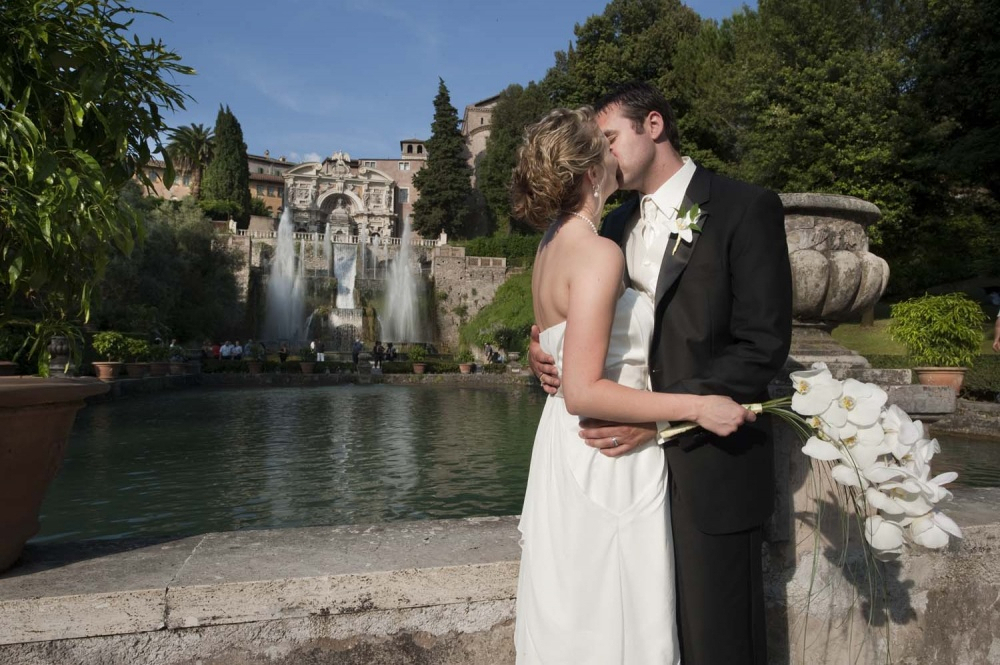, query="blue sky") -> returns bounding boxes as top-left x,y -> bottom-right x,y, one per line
131,0 -> 754,163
